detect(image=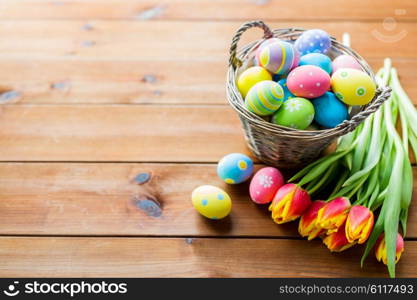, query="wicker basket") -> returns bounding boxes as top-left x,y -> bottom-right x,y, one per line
227,20 -> 391,169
